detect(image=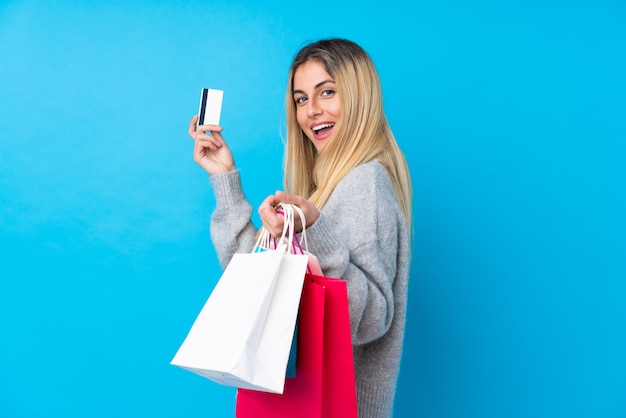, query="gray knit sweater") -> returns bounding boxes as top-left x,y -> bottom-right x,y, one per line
208,160 -> 410,418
